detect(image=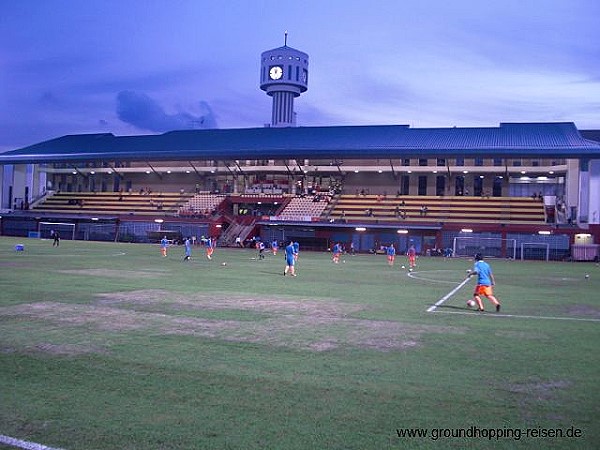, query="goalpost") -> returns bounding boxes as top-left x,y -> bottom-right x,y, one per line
453,236 -> 517,259
38,222 -> 76,240
521,242 -> 550,261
